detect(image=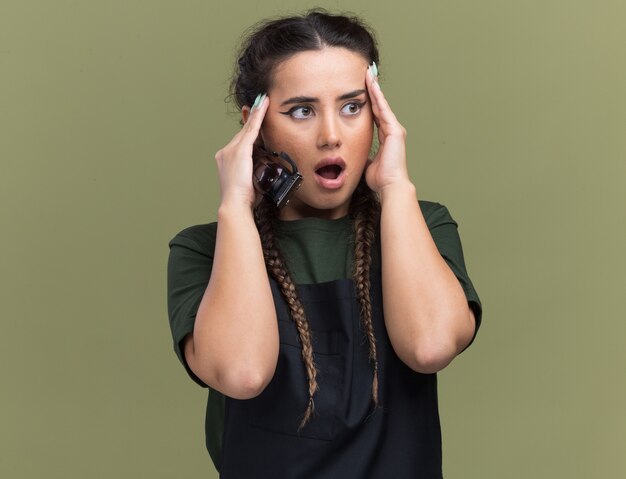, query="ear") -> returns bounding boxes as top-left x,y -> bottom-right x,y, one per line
241,106 -> 251,125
